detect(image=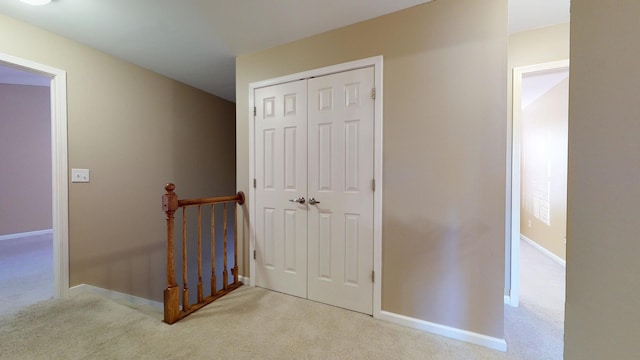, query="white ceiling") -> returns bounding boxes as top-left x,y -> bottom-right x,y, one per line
0,0 -> 570,101
509,0 -> 570,34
